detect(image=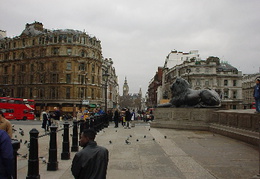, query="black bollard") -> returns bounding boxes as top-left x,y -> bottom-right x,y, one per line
26,128 -> 40,179
90,116 -> 94,129
79,119 -> 85,139
47,126 -> 58,171
12,139 -> 20,179
71,120 -> 79,152
61,122 -> 70,160
104,114 -> 109,128
94,115 -> 98,132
